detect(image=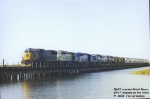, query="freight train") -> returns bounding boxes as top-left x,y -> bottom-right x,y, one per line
21,48 -> 149,66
